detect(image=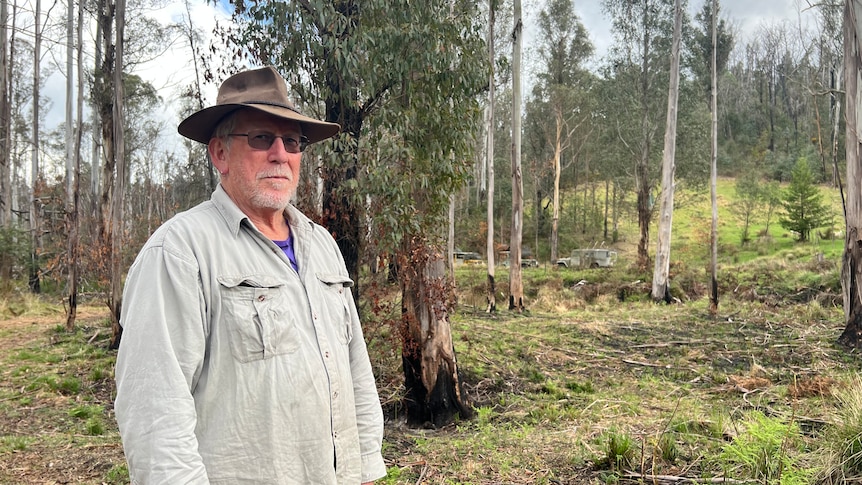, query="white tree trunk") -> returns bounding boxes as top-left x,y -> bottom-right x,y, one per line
485,0 -> 496,313
709,0 -> 720,315
650,0 -> 682,302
